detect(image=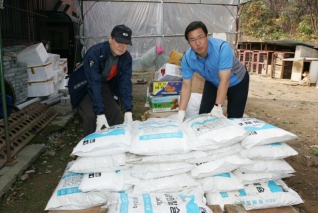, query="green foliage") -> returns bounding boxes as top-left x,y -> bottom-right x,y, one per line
240,0 -> 317,42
